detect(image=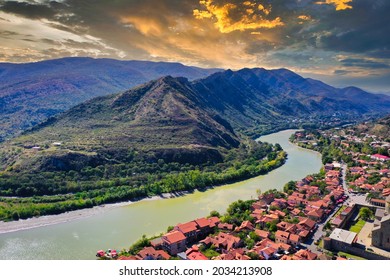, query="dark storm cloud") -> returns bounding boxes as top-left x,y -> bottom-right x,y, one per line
0,0 -> 62,19
334,70 -> 351,75
306,0 -> 390,58
340,58 -> 389,69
